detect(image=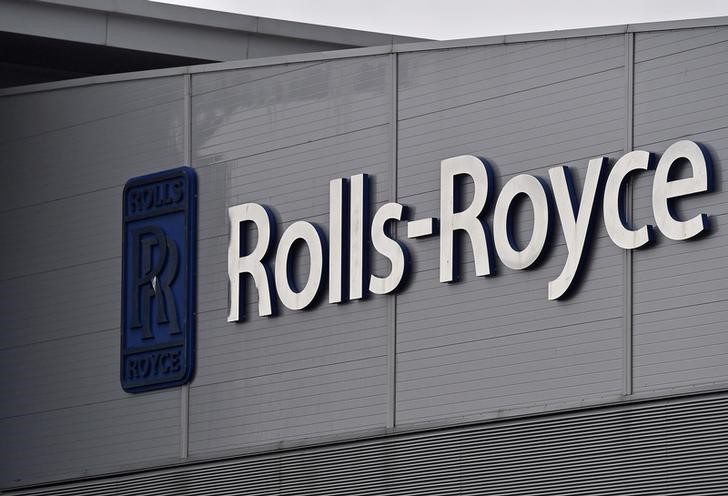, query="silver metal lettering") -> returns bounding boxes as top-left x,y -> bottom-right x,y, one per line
349,174 -> 369,300
439,155 -> 494,283
329,178 -> 346,303
275,221 -> 326,310
407,217 -> 435,238
652,140 -> 712,240
548,158 -> 607,300
603,150 -> 655,249
370,202 -> 409,295
227,203 -> 275,320
494,174 -> 552,270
